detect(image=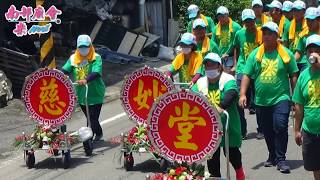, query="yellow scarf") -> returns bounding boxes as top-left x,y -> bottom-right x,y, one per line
216,18 -> 233,36
192,14 -> 209,27
278,16 -> 286,37
255,27 -> 263,44
74,45 -> 96,65
172,52 -> 203,76
256,43 -> 290,64
261,14 -> 269,25
298,27 -> 309,38
289,19 -> 307,40
200,36 -> 210,54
